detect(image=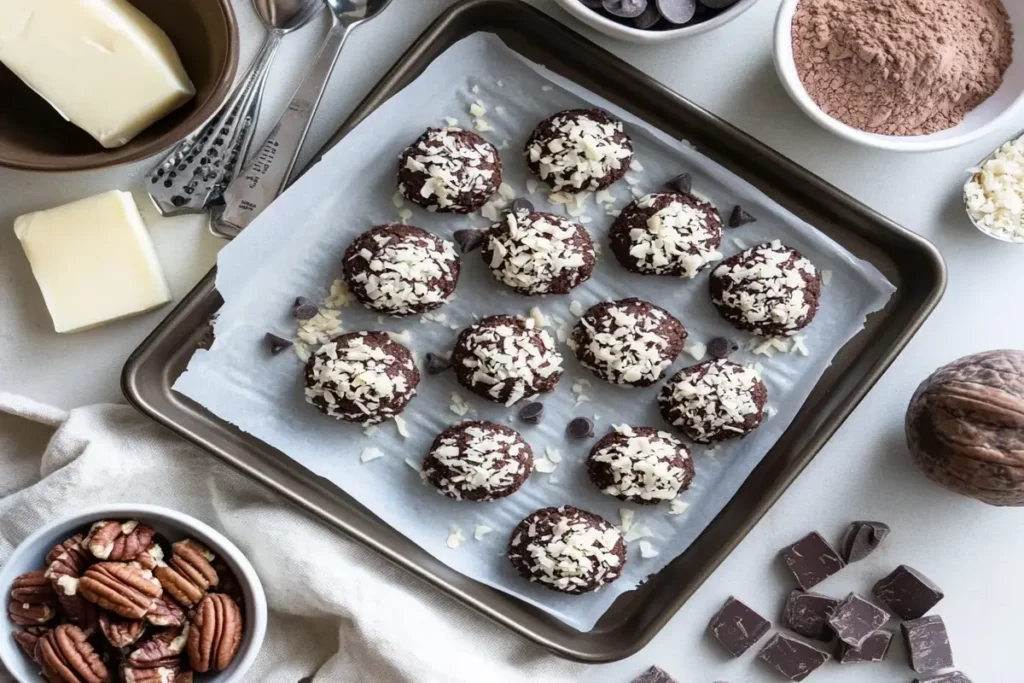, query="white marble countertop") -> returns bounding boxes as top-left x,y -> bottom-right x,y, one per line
1,0 -> 1020,680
